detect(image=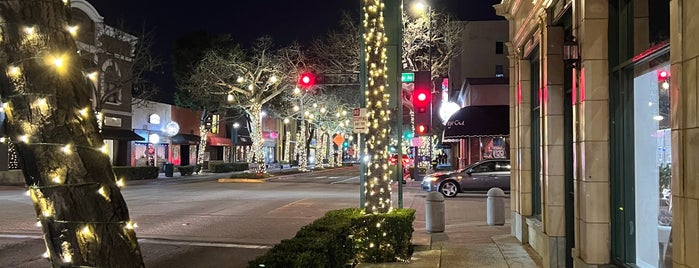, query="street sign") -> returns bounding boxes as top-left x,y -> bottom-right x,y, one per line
333,134 -> 345,146
401,72 -> 415,83
353,108 -> 369,134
